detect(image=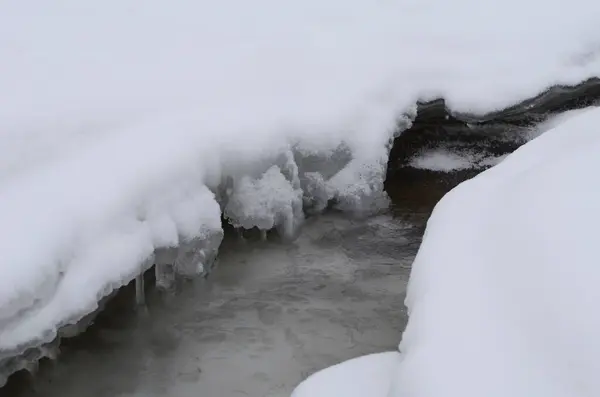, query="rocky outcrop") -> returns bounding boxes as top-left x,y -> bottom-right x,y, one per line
386,78 -> 600,175
455,77 -> 600,124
